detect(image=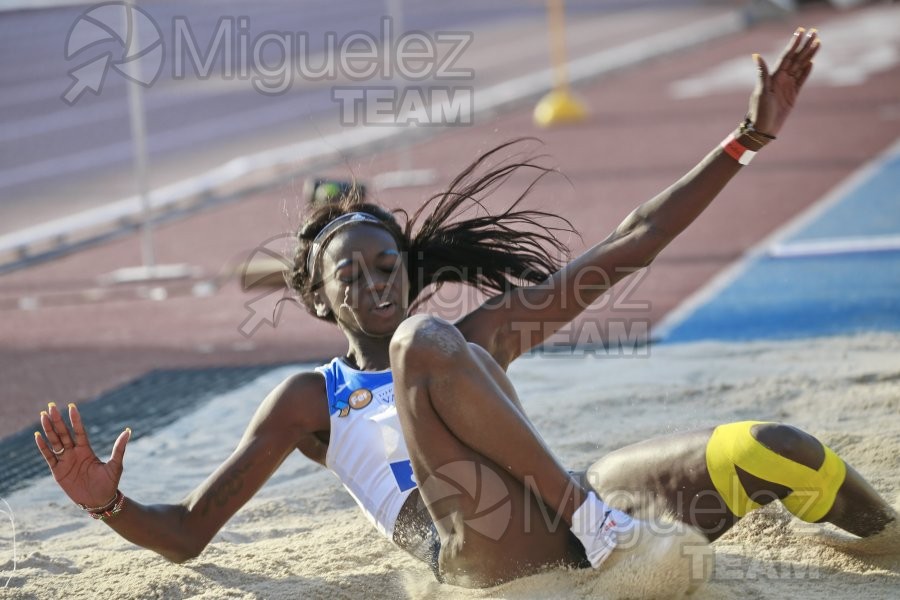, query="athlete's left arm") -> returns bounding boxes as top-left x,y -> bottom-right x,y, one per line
457,28 -> 819,367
